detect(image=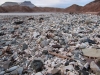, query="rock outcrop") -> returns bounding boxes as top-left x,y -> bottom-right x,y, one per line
20,1 -> 35,8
